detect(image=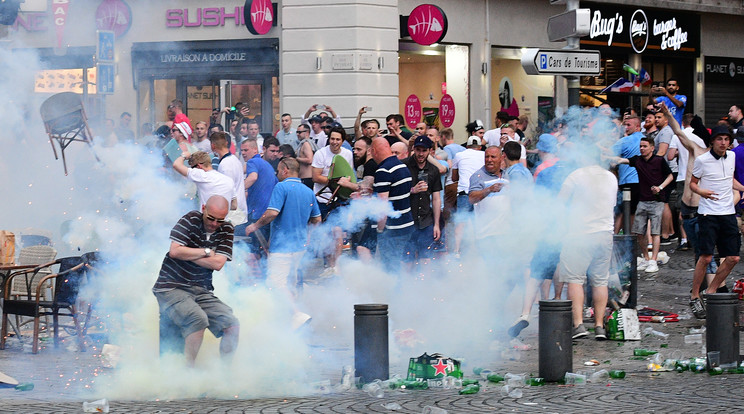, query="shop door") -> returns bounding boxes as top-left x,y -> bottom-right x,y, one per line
185,83 -> 219,127
220,79 -> 273,135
